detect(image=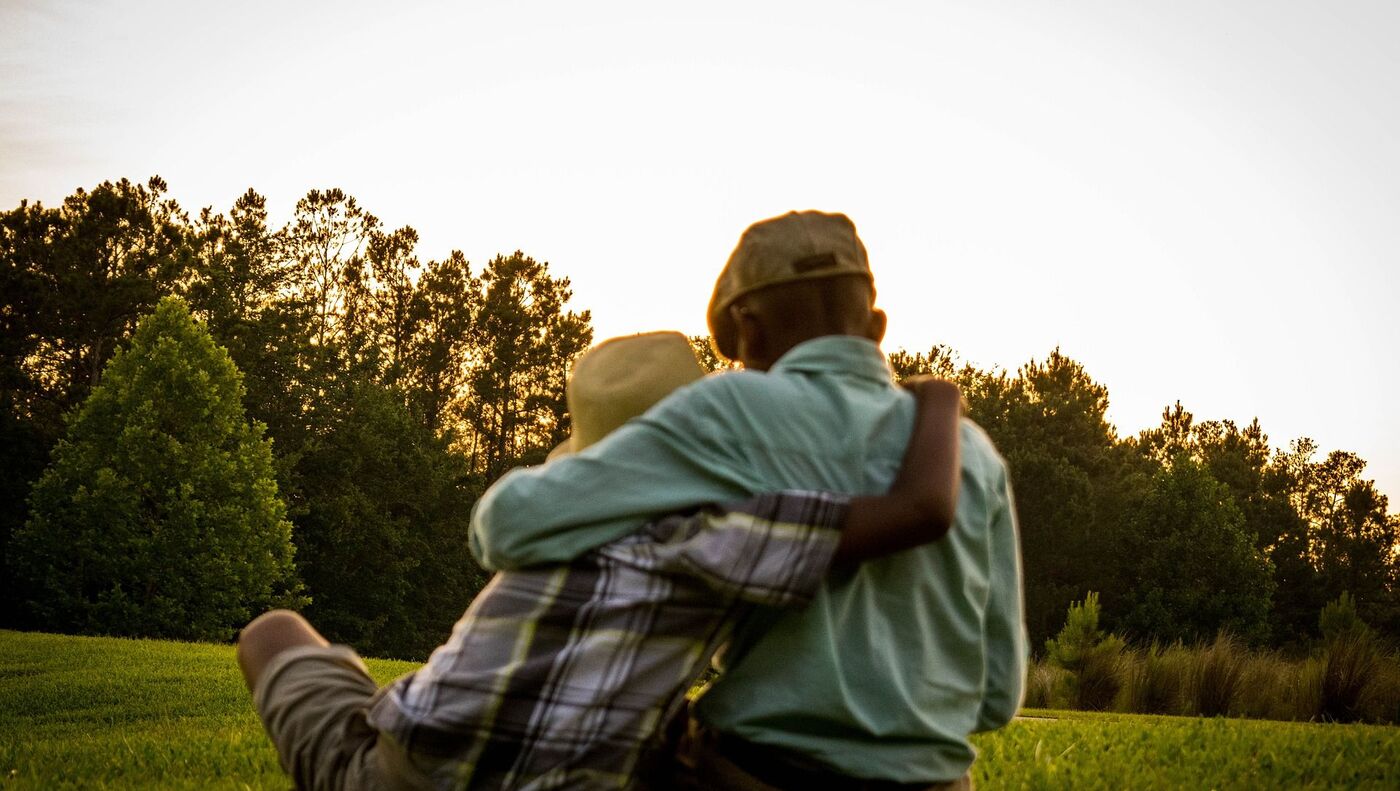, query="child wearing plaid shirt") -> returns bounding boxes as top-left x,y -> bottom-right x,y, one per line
238,334 -> 960,791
